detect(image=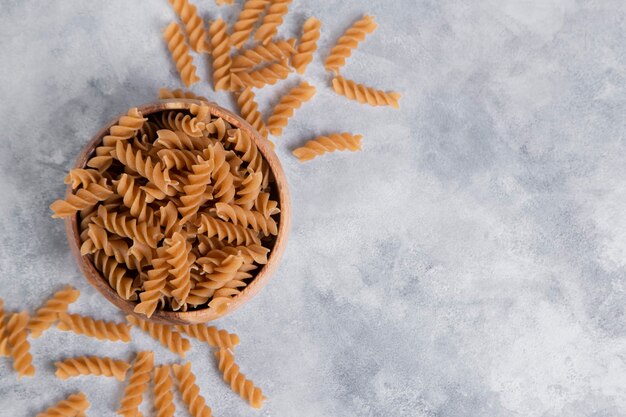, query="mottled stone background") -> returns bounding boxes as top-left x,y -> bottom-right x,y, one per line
1,0 -> 625,416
